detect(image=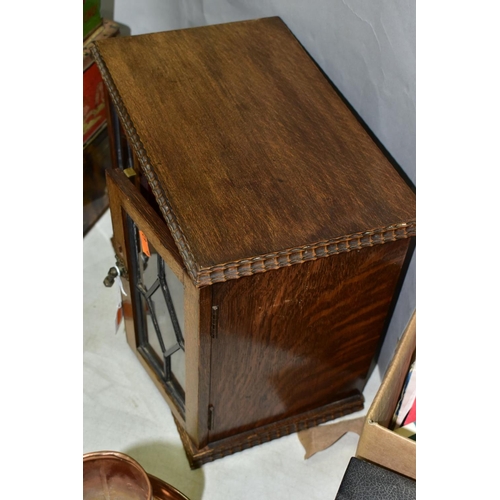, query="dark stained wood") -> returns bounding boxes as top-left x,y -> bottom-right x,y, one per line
92,17 -> 416,278
106,169 -> 187,426
106,168 -> 140,368
105,90 -> 129,172
174,394 -> 363,469
103,87 -> 119,171
107,168 -> 185,274
95,17 -> 416,469
184,284 -> 212,449
105,169 -> 126,259
208,238 -> 411,442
